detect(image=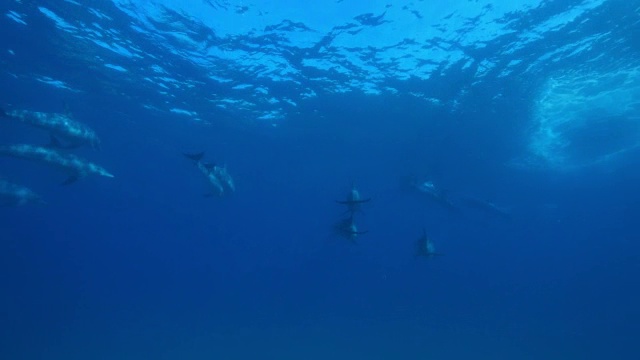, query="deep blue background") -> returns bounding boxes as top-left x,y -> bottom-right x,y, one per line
1,1 -> 640,359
